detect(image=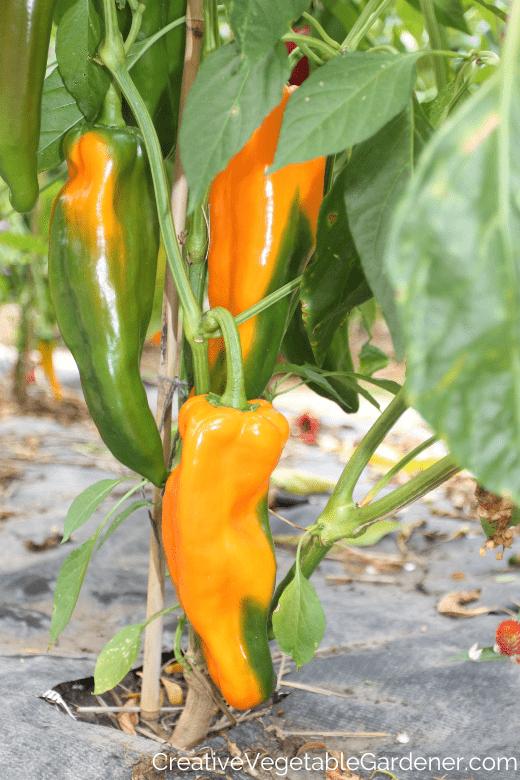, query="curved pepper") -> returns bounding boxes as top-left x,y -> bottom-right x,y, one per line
208,86 -> 326,399
49,125 -> 167,487
162,395 -> 289,709
0,0 -> 56,212
126,0 -> 186,155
